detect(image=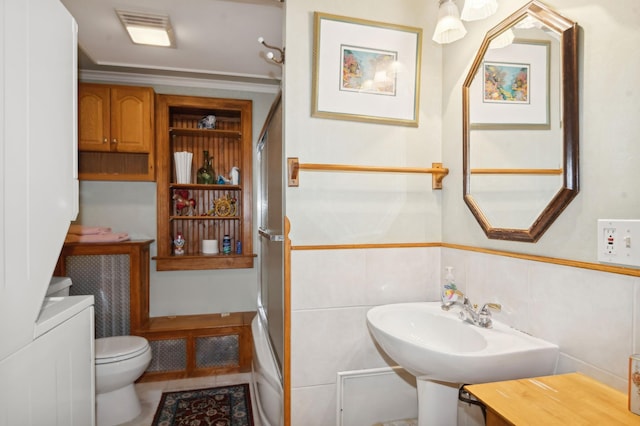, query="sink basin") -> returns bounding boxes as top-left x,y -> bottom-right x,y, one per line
366,302 -> 558,384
